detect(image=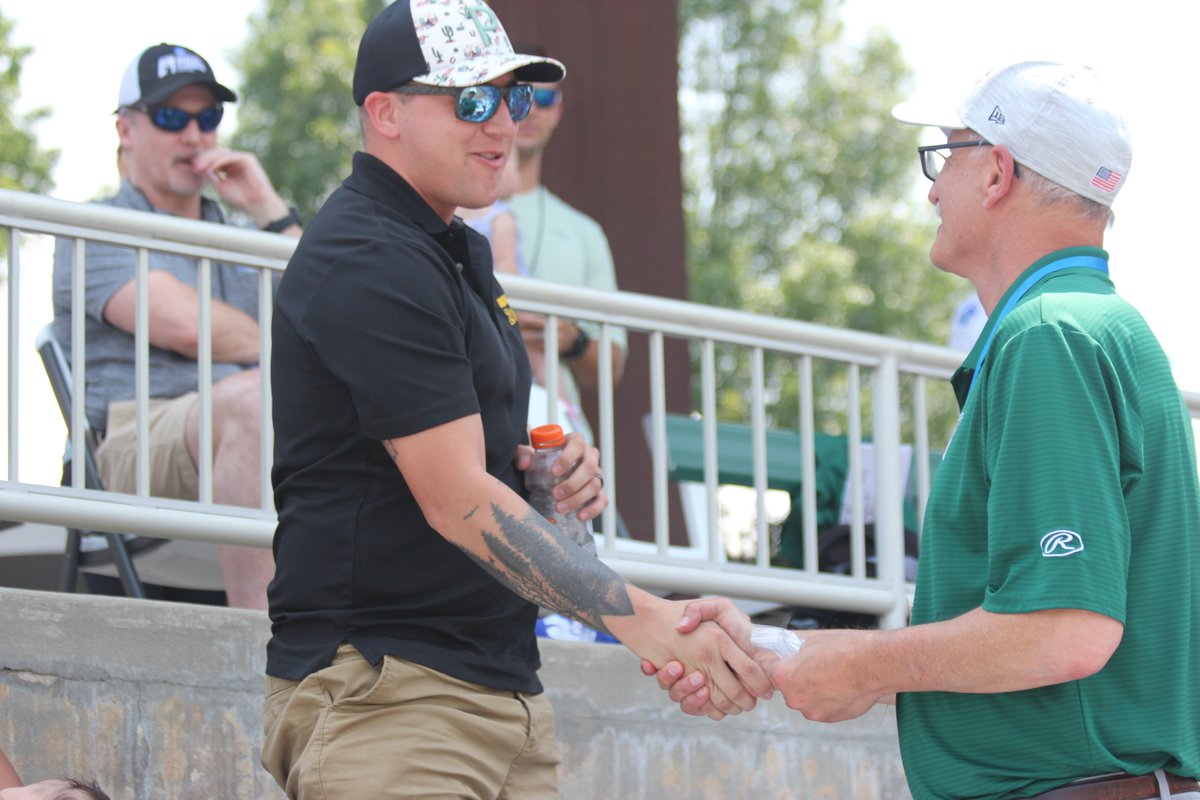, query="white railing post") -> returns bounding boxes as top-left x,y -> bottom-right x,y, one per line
597,322 -> 616,548
649,330 -> 669,554
798,355 -> 818,573
70,239 -> 87,491
751,347 -> 769,568
701,338 -> 721,562
258,269 -> 274,513
197,258 -> 214,503
846,363 -> 864,576
6,227 -> 19,481
912,374 -> 931,537
134,248 -> 150,497
873,353 -> 908,629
